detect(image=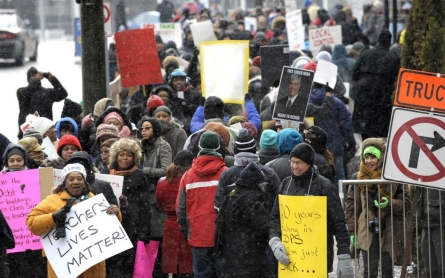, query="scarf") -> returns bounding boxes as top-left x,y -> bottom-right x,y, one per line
233,152 -> 259,166
109,162 -> 138,176
357,162 -> 389,199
